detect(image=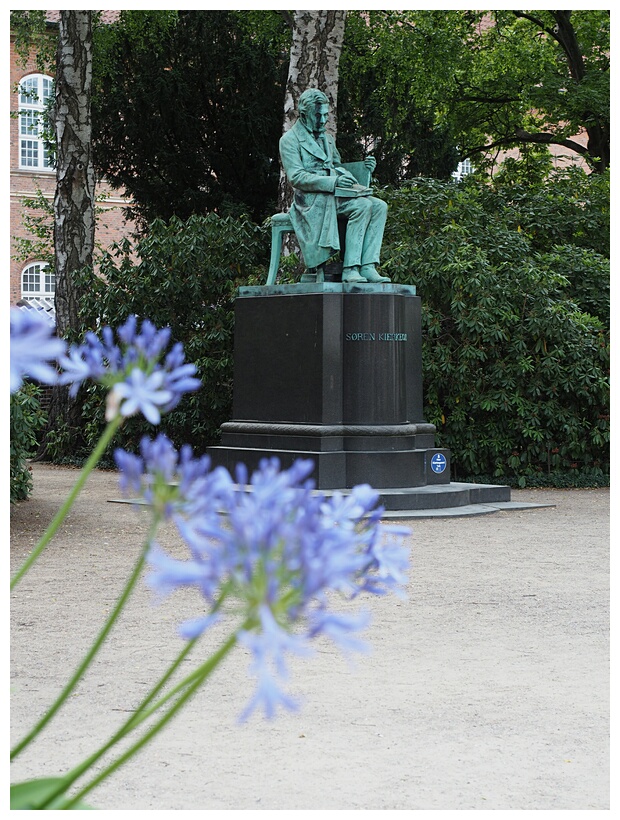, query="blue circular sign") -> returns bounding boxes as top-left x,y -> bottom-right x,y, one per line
430,453 -> 447,474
